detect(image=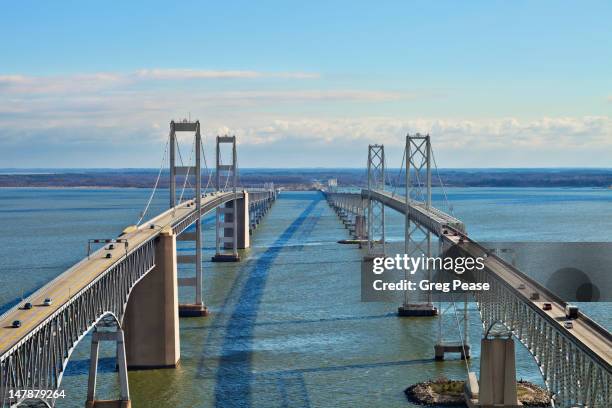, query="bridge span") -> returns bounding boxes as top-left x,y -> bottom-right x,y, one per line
1,130 -> 610,408
0,121 -> 278,408
0,189 -> 274,352
324,134 -> 611,408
